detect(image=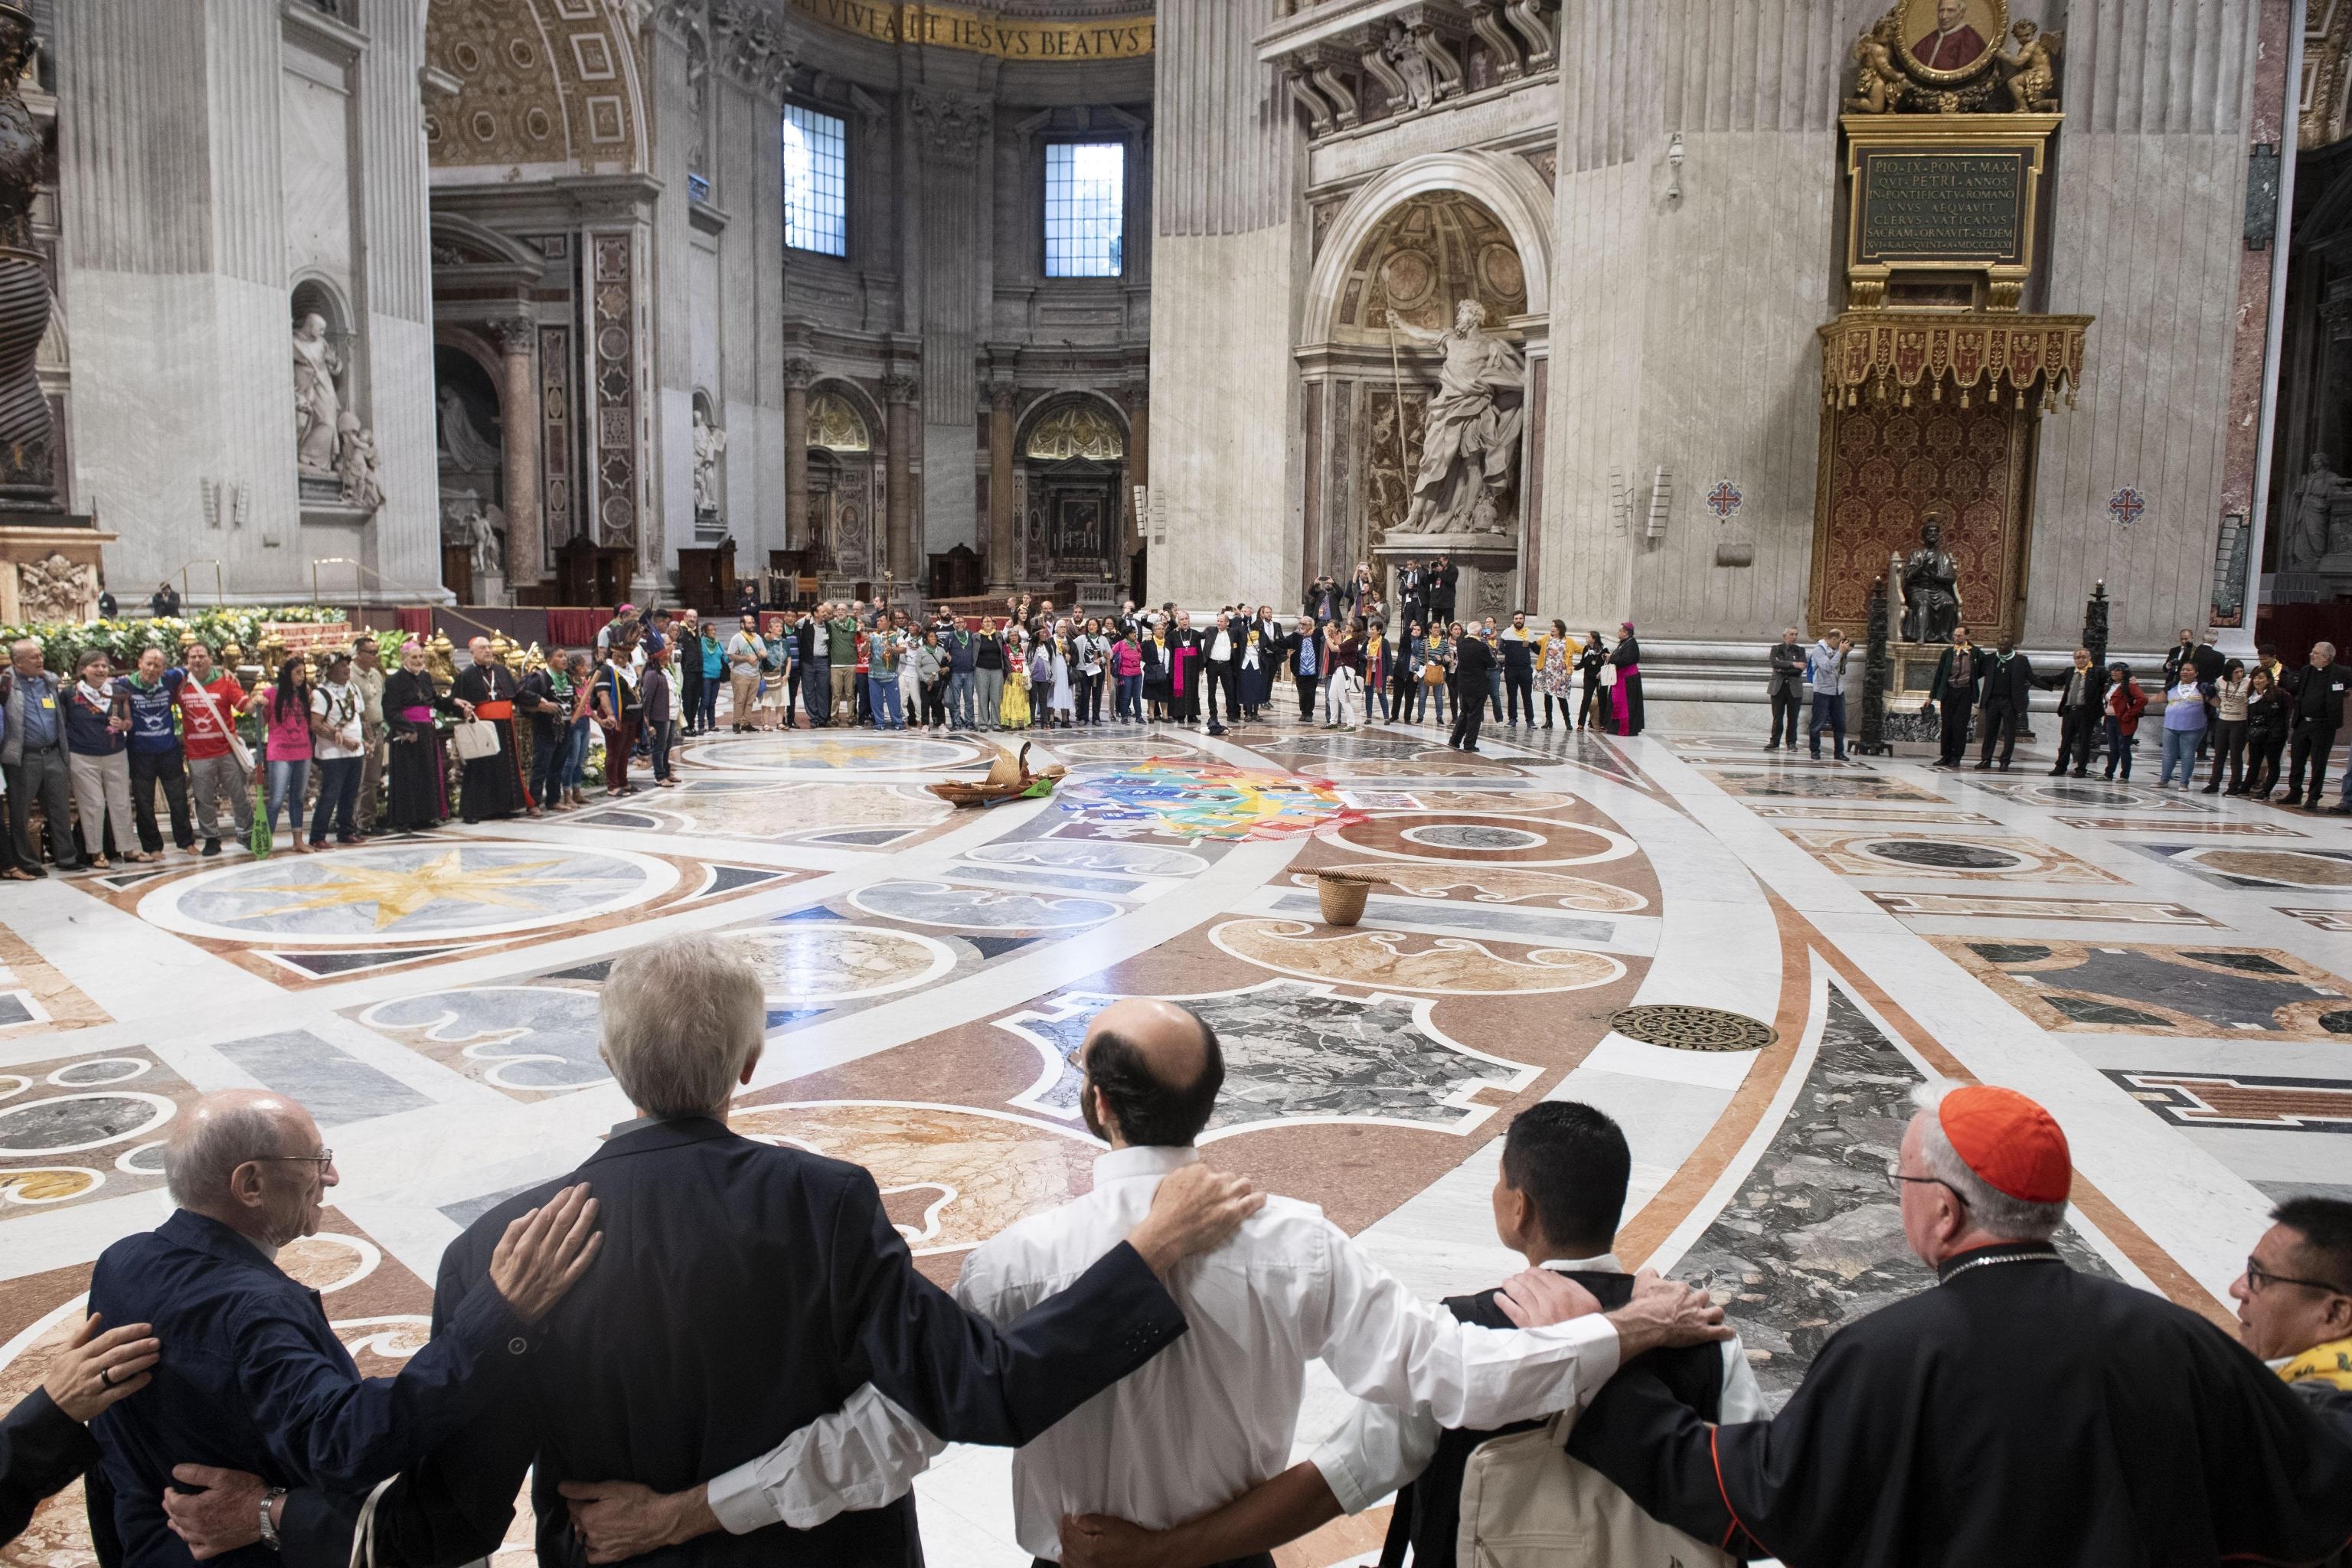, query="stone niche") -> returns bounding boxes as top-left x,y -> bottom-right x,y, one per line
1303,185 -> 1535,593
